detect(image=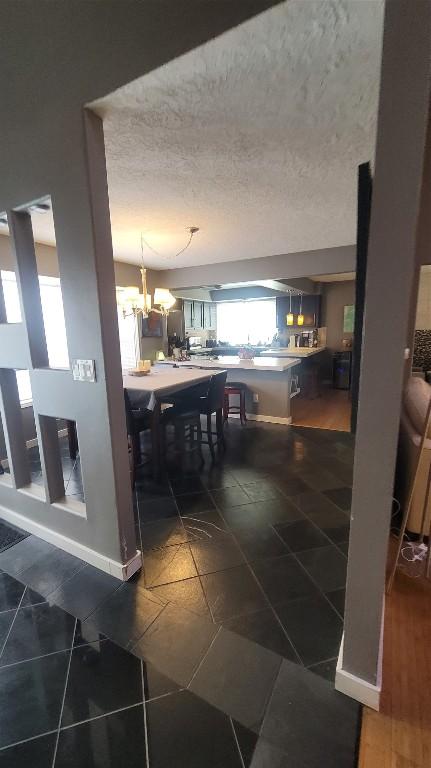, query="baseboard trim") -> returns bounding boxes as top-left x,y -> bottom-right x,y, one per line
0,502 -> 142,581
228,413 -> 292,426
335,631 -> 382,711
